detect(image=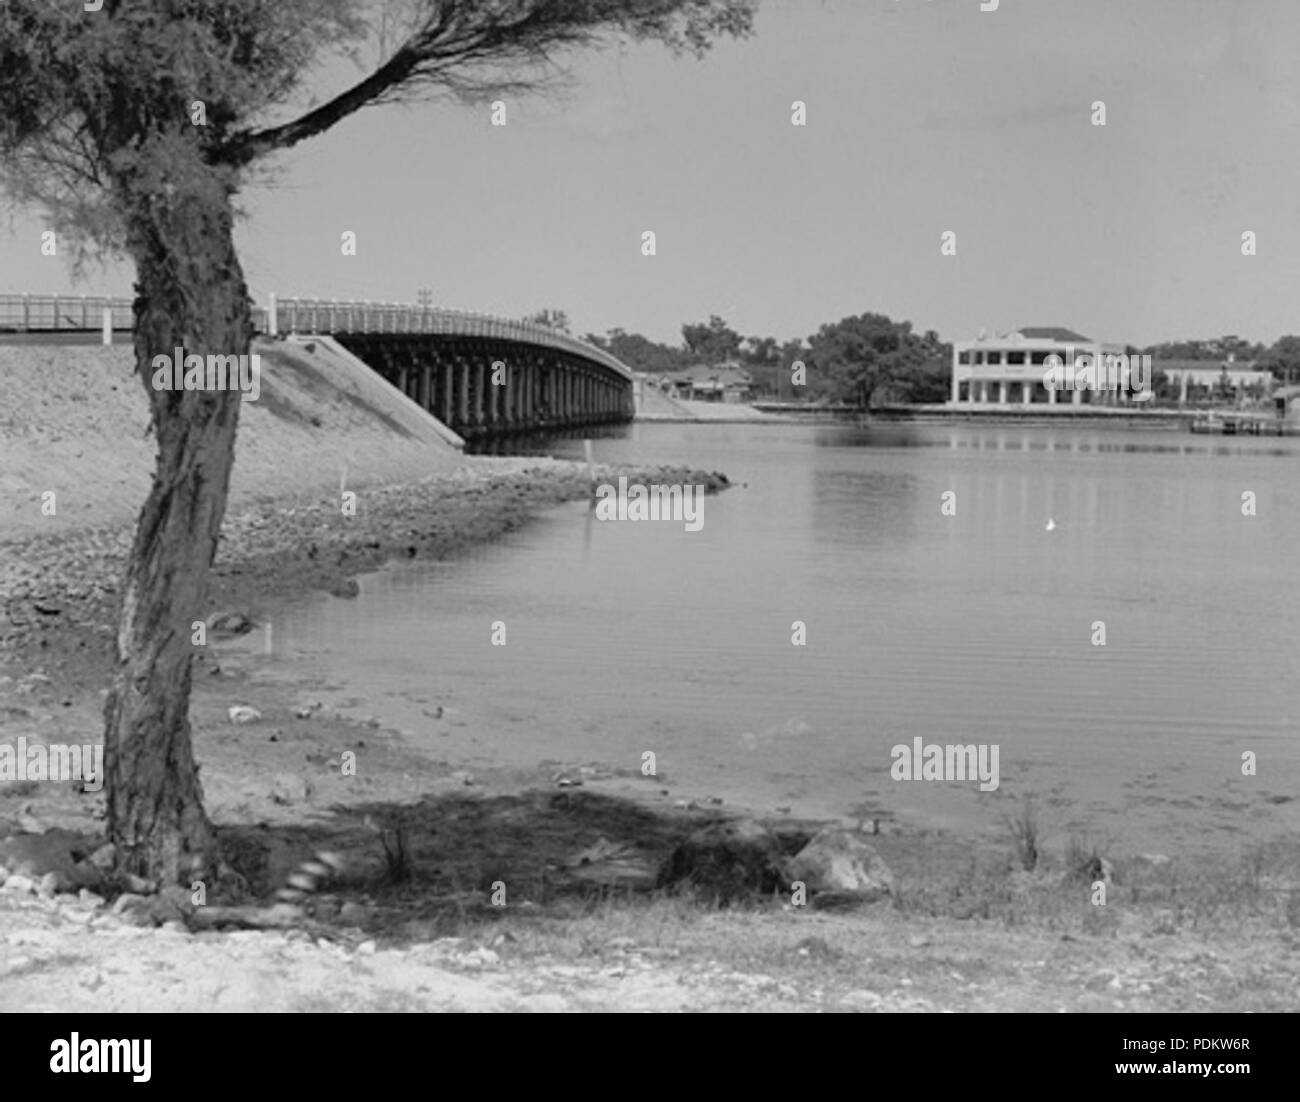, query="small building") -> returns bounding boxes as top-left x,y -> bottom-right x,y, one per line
1153,359 -> 1274,405
664,362 -> 753,403
1272,385 -> 1300,420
